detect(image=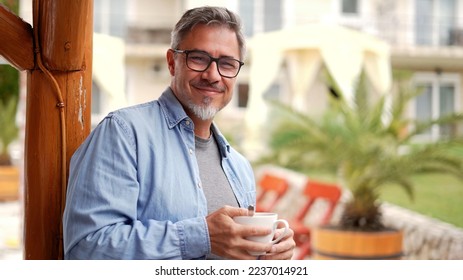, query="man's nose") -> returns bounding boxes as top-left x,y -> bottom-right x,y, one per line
201,60 -> 222,81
